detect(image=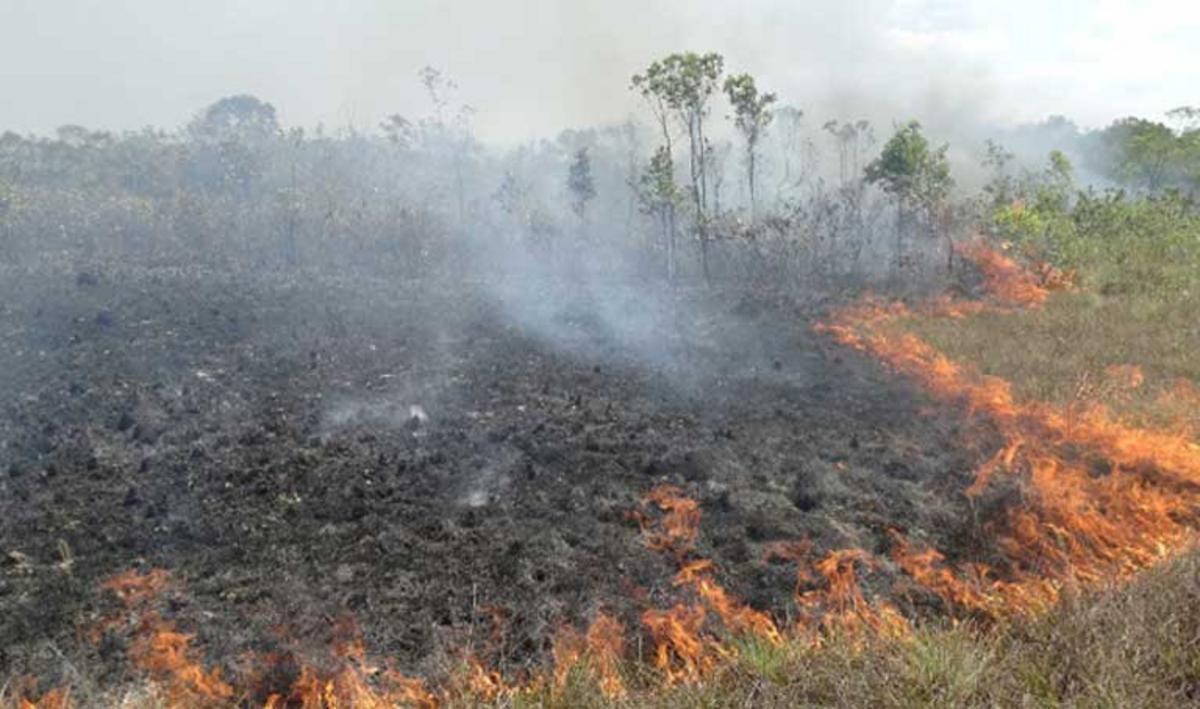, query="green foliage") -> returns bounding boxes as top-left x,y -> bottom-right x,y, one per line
722,73 -> 776,141
1094,114 -> 1200,194
1065,190 -> 1200,295
865,120 -> 953,210
631,53 -> 725,119
986,146 -> 1200,298
987,149 -> 1075,254
0,179 -> 14,220
632,52 -> 724,220
636,146 -> 679,214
